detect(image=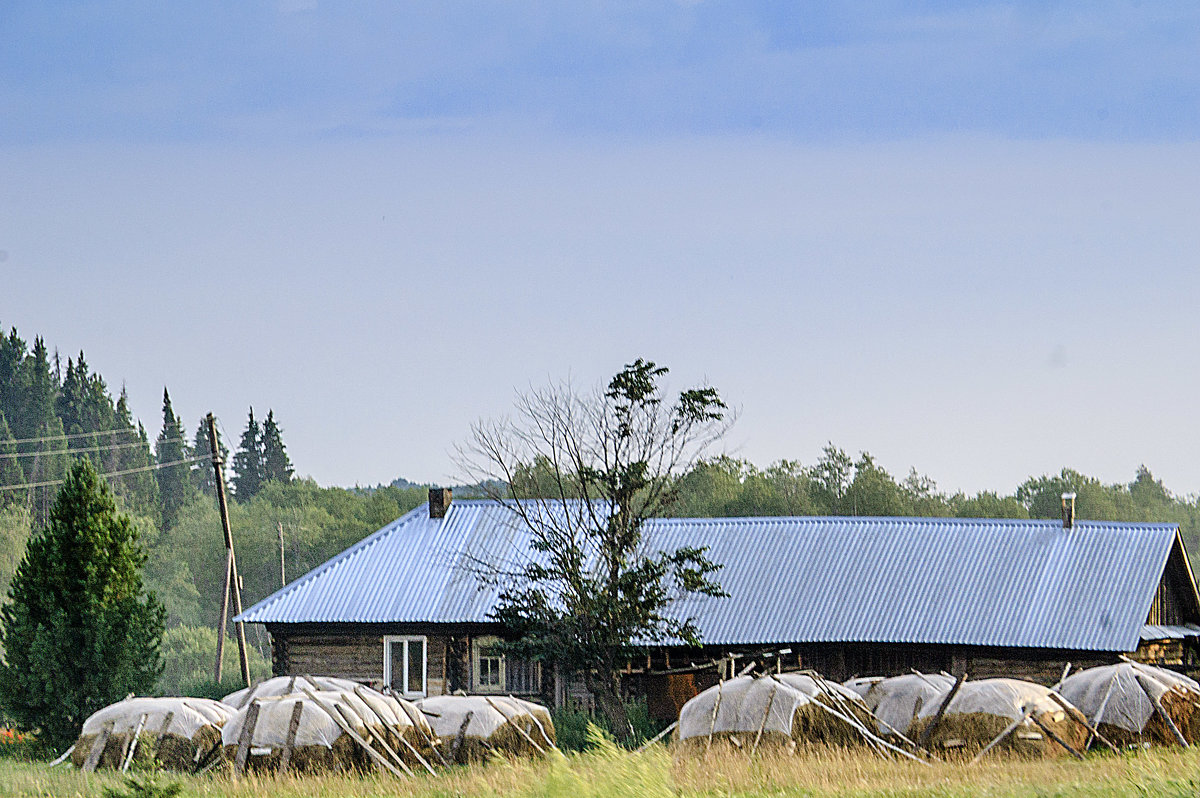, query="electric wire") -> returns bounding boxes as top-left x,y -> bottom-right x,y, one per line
2,427 -> 142,446
0,436 -> 189,460
0,453 -> 213,492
